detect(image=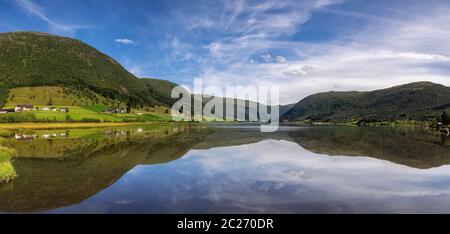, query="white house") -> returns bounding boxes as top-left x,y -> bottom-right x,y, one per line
16,104 -> 34,111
